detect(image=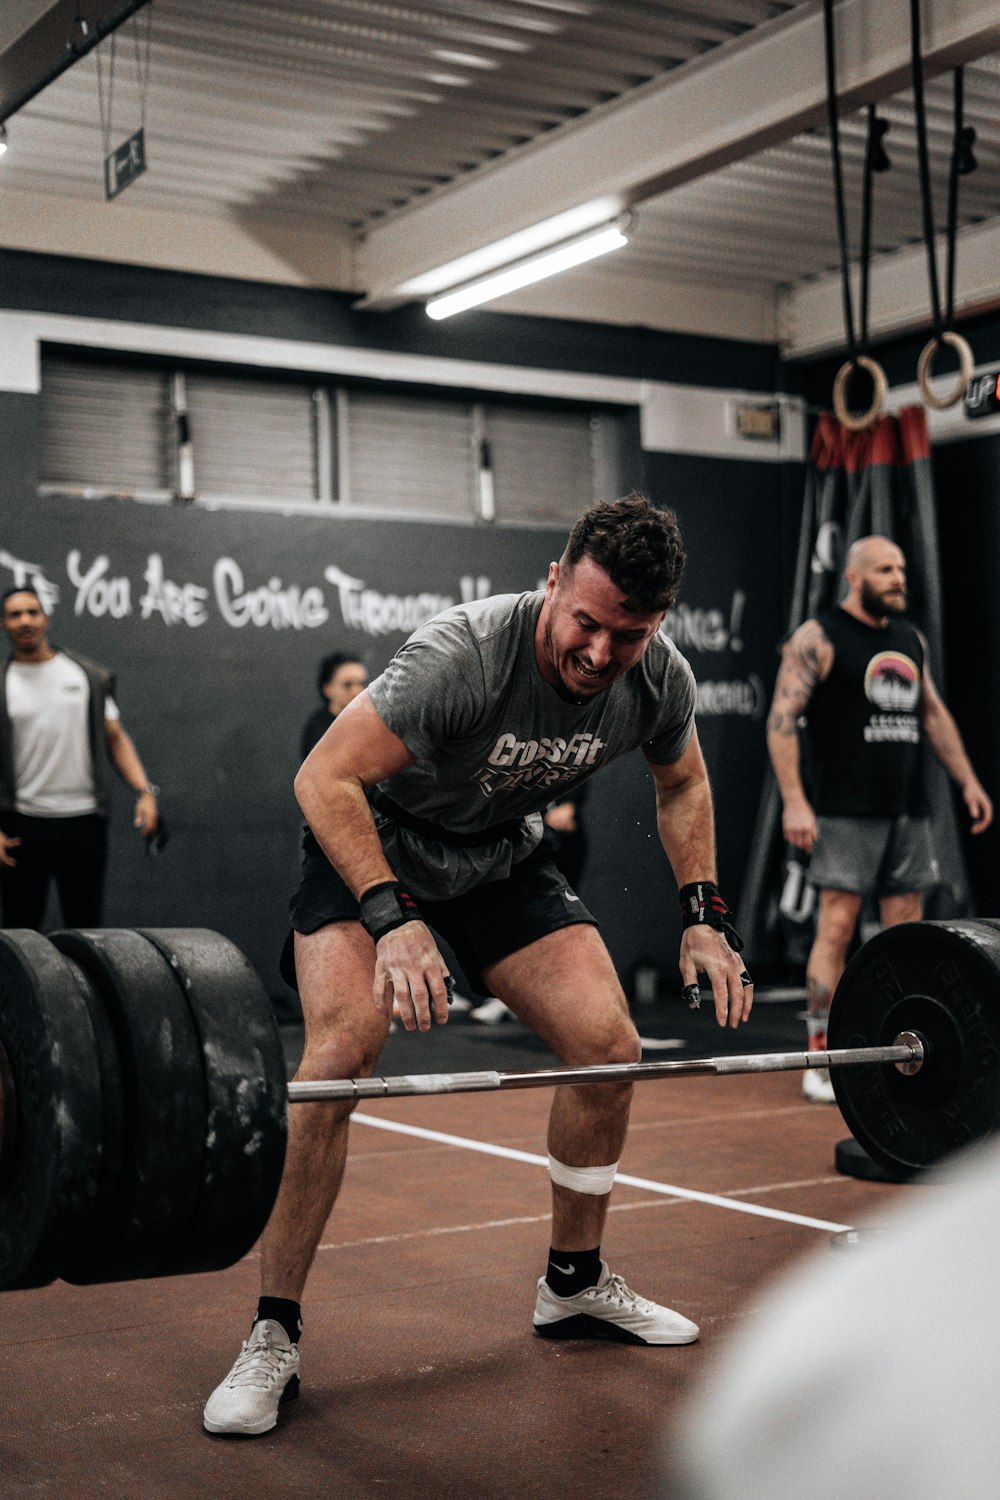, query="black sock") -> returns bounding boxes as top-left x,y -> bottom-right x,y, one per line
254,1297 -> 302,1345
546,1247 -> 602,1298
